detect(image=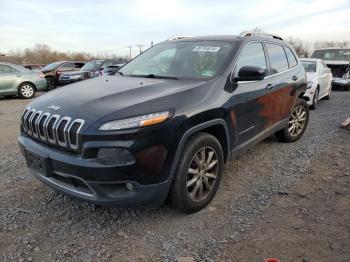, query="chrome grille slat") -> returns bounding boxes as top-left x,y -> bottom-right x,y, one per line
46,114 -> 60,144
32,111 -> 43,138
55,117 -> 71,147
67,119 -> 85,150
21,108 -> 84,152
28,109 -> 37,135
